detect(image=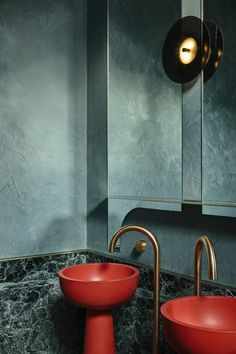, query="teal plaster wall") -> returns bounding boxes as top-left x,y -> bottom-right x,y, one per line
108,0 -> 182,200
203,0 -> 236,206
0,0 -> 87,258
87,0 -> 108,251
